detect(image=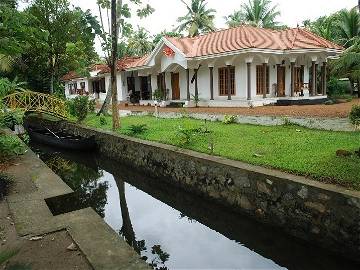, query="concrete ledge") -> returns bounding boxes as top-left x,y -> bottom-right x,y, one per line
26,117 -> 360,260
3,132 -> 150,269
